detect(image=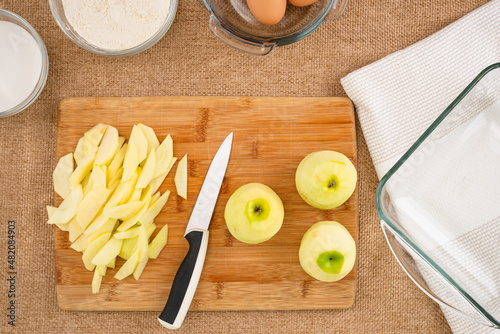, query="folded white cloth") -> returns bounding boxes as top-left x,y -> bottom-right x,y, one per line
340,1 -> 500,333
